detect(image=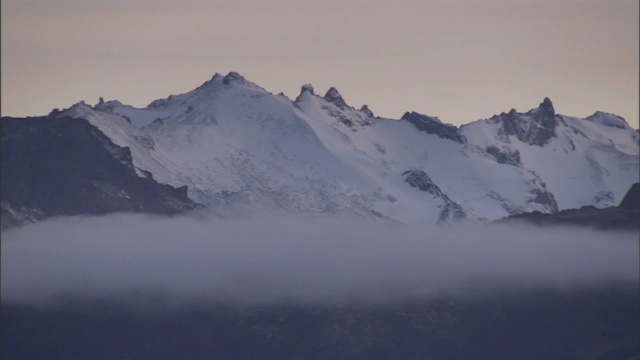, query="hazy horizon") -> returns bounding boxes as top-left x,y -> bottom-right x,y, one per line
2,0 -> 638,128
